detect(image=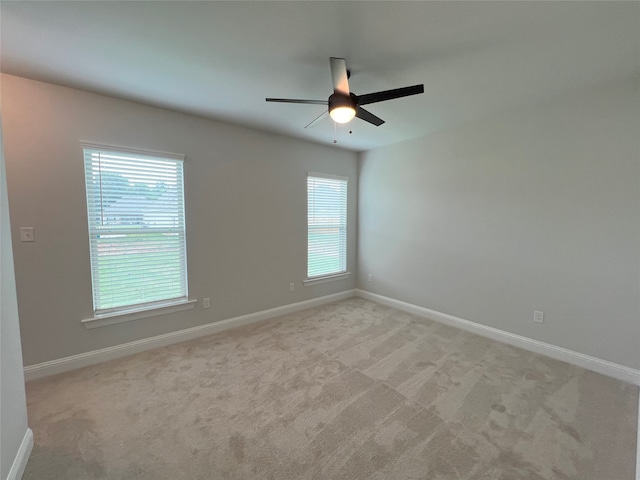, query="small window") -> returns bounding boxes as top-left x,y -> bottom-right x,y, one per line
307,173 -> 347,279
82,144 -> 188,314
